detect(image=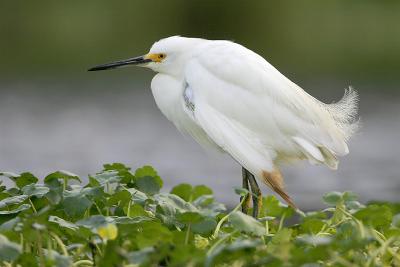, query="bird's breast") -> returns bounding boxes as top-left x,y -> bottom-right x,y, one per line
151,73 -> 184,122
151,73 -> 220,151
